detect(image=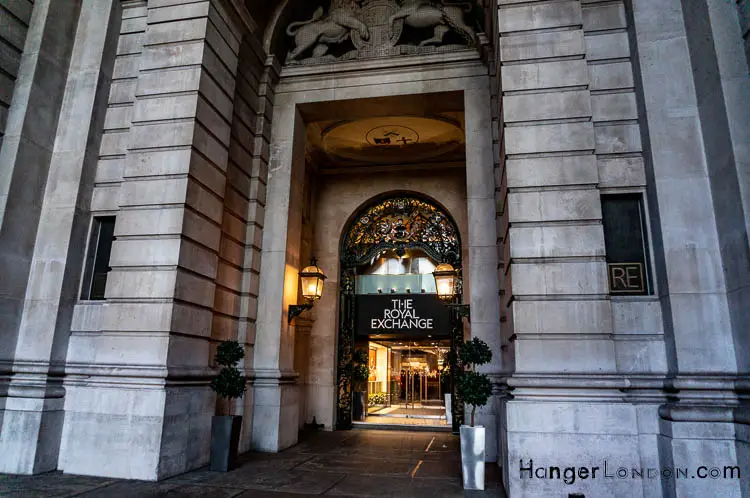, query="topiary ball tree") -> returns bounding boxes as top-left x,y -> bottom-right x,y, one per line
455,337 -> 493,427
211,341 -> 247,411
352,348 -> 370,392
